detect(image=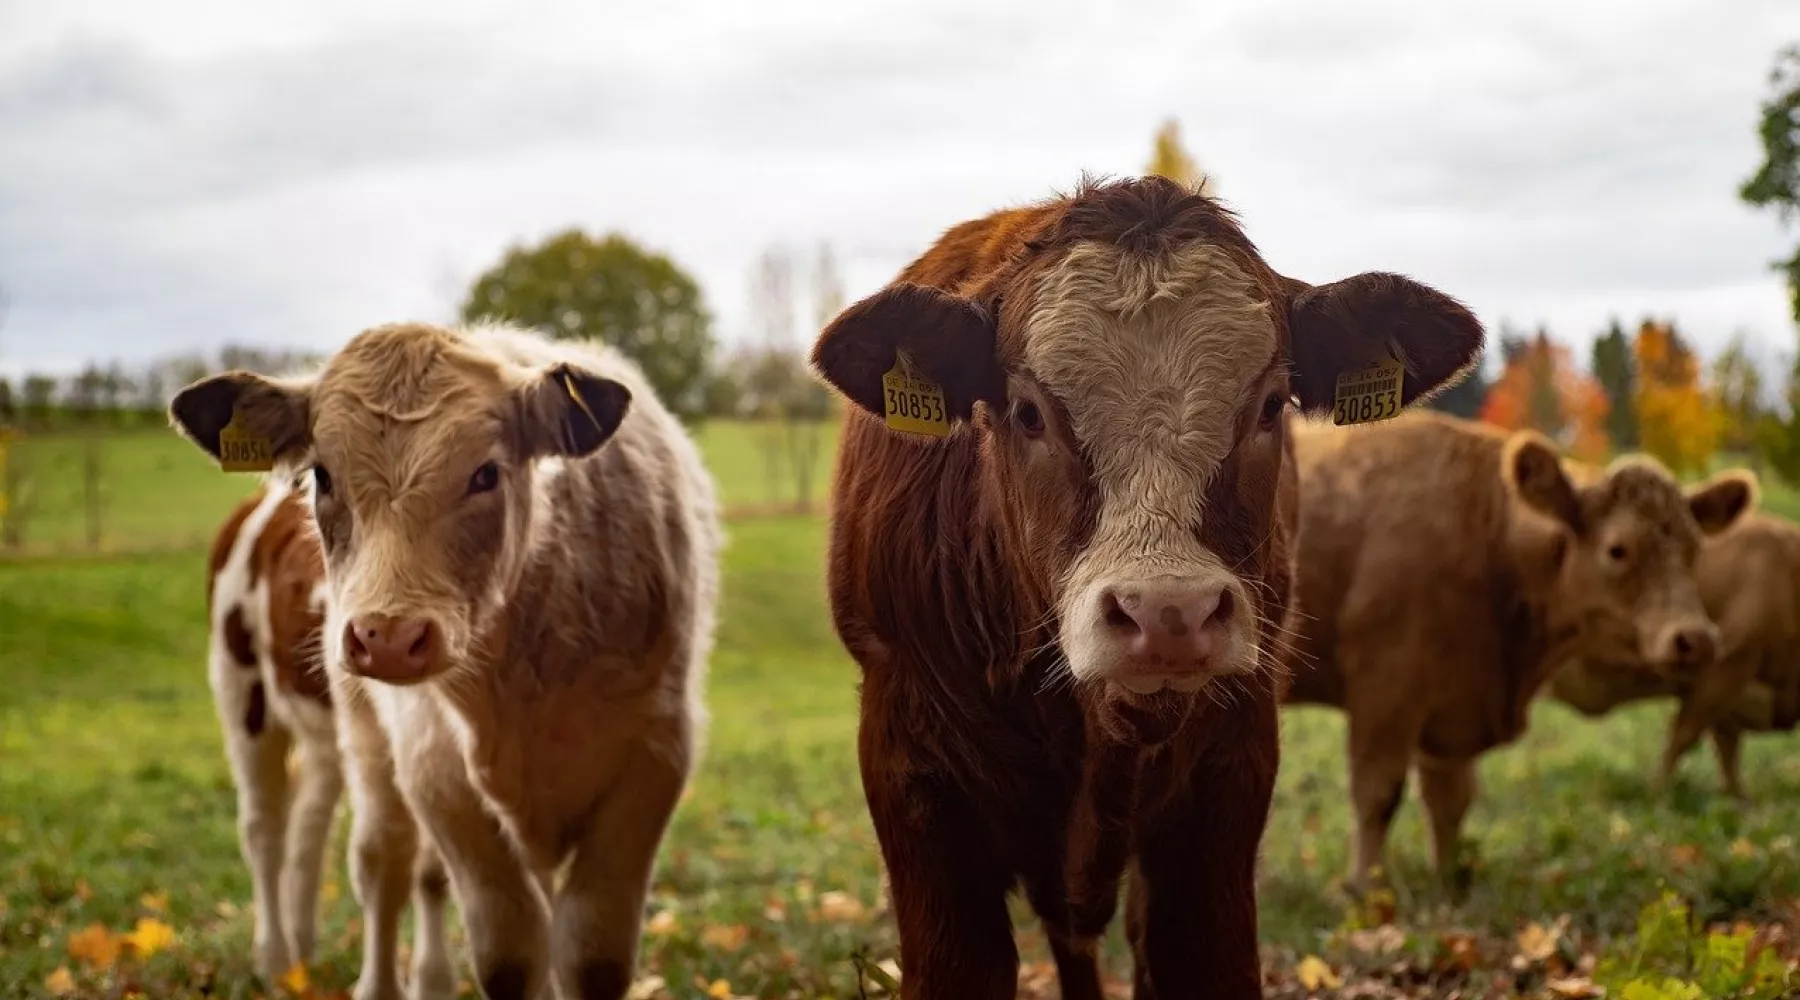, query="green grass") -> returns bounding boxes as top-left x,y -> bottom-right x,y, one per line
1,419 -> 840,555
4,424 -> 1800,997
